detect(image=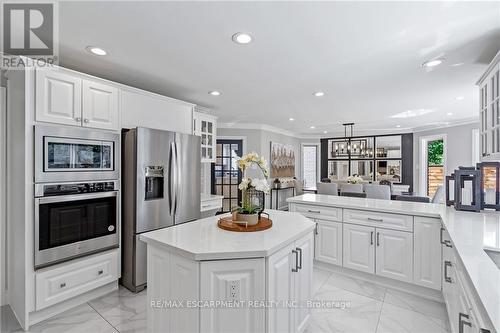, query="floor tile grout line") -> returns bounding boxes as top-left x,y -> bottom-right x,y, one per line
87,301 -> 121,333
381,295 -> 448,323
374,301 -> 384,333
